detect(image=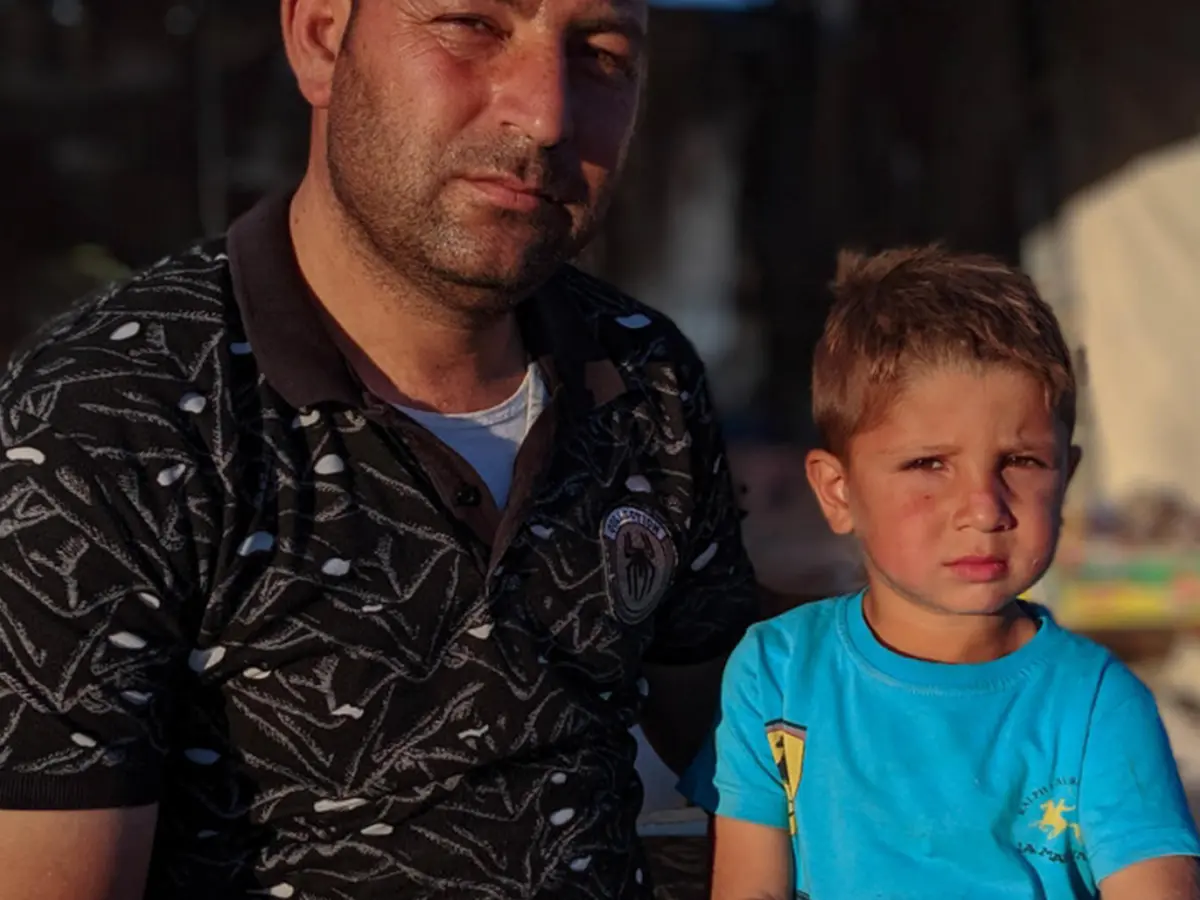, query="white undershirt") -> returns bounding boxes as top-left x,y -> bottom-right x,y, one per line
395,363 -> 547,509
